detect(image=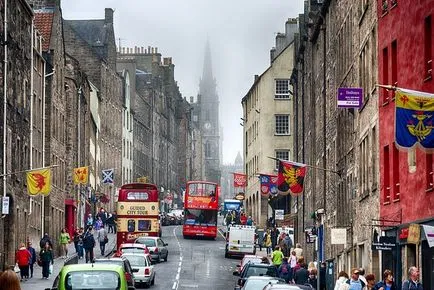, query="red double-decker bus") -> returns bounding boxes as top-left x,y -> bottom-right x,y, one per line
116,183 -> 160,249
183,181 -> 219,239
